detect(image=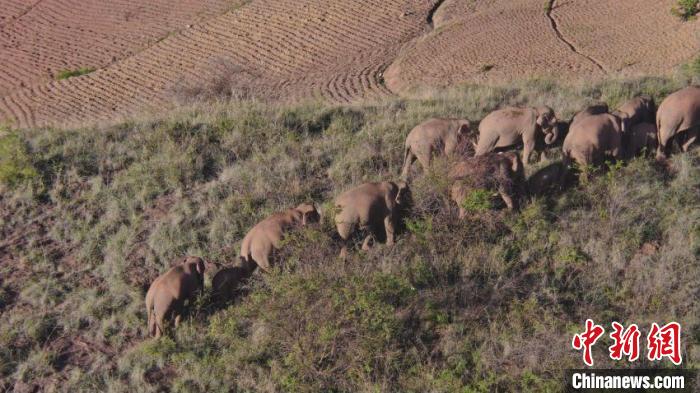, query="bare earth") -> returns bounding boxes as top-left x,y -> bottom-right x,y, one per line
0,0 -> 698,128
